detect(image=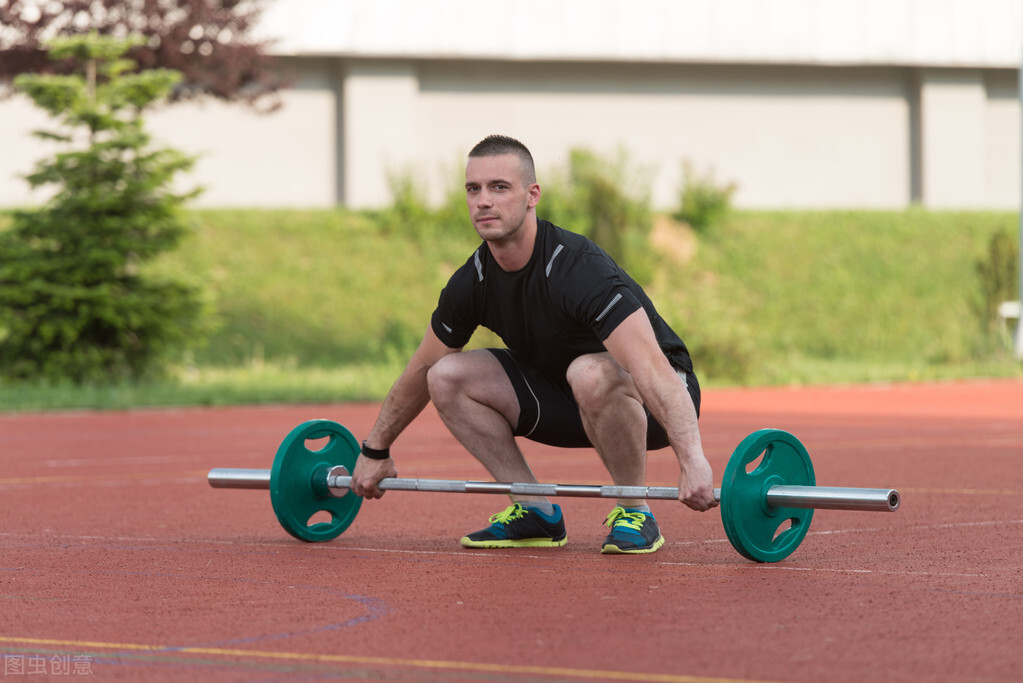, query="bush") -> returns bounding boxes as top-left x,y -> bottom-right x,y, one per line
376,166 -> 470,244
975,229 -> 1020,350
0,33 -> 207,383
674,161 -> 737,234
541,148 -> 654,279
